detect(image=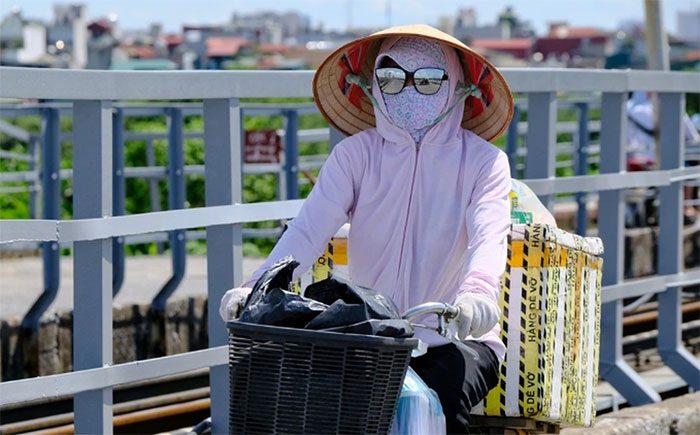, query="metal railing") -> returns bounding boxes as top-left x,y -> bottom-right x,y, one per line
0,98 -> 615,330
0,66 -> 699,433
0,102 -> 331,326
